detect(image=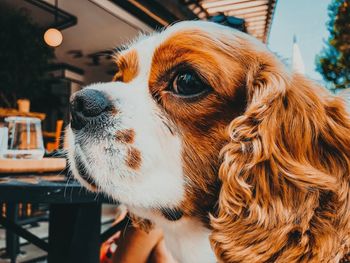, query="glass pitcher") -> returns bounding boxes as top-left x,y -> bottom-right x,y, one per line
3,117 -> 45,159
